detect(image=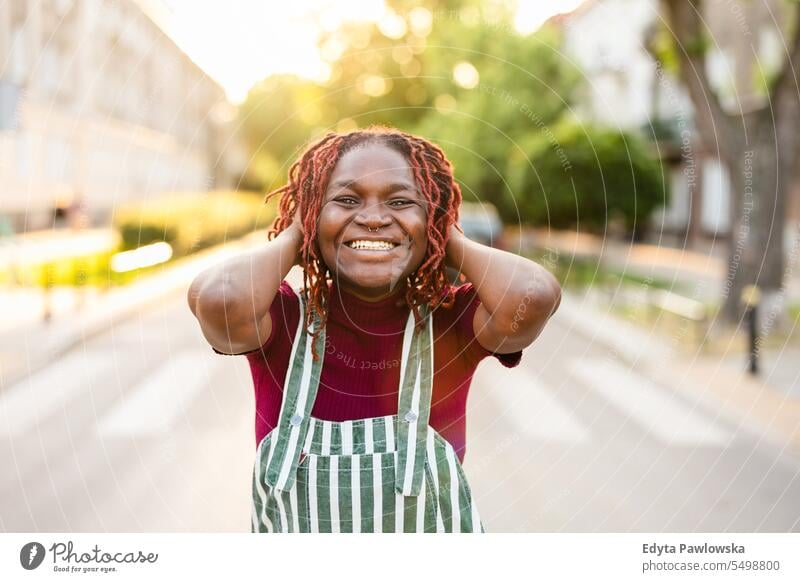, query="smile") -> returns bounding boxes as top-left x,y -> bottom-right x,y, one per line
345,240 -> 399,251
